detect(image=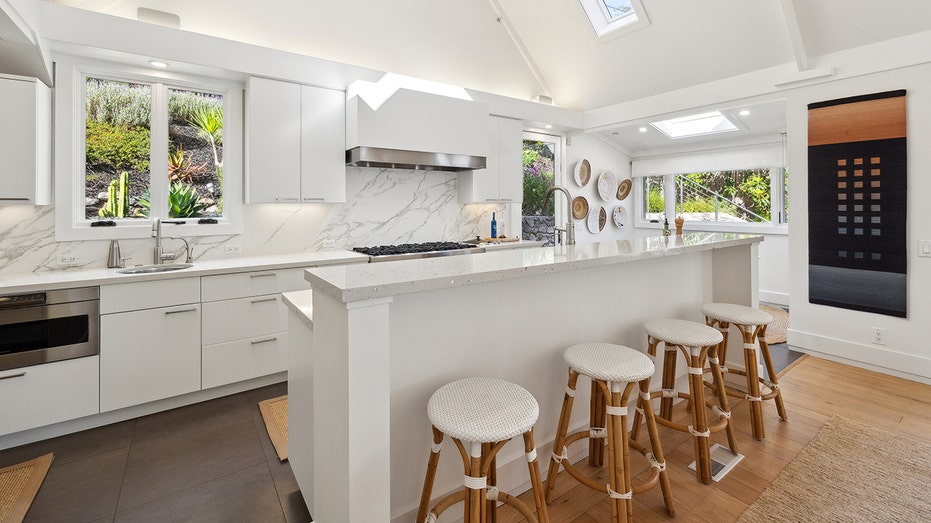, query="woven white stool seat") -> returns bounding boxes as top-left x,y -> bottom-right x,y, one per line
427,377 -> 539,443
564,343 -> 654,383
645,319 -> 723,347
701,303 -> 773,326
